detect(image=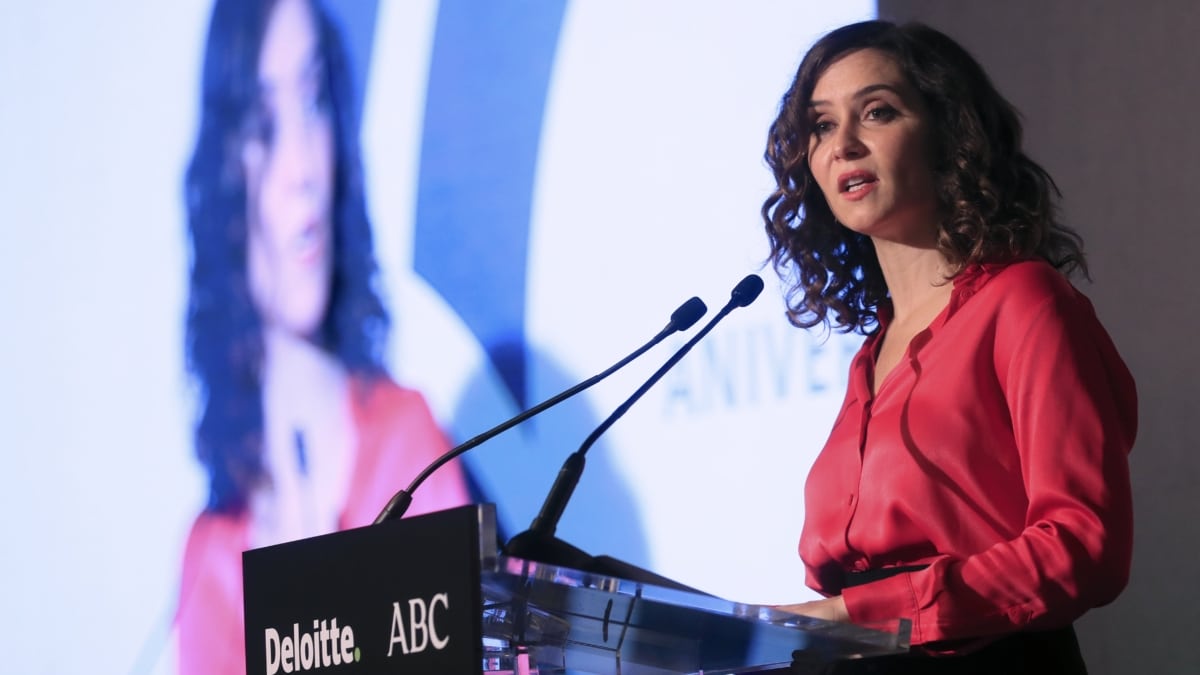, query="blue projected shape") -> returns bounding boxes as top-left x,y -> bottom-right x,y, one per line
413,0 -> 568,408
